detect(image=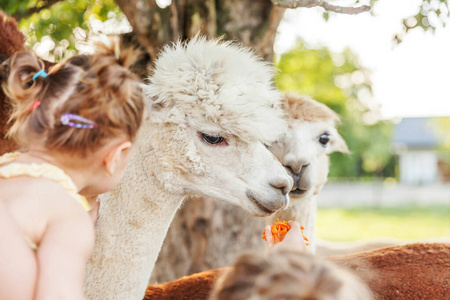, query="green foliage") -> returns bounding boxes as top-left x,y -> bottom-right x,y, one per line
275,42 -> 395,178
2,0 -> 121,60
276,43 -> 353,114
334,116 -> 394,177
317,206 -> 450,241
